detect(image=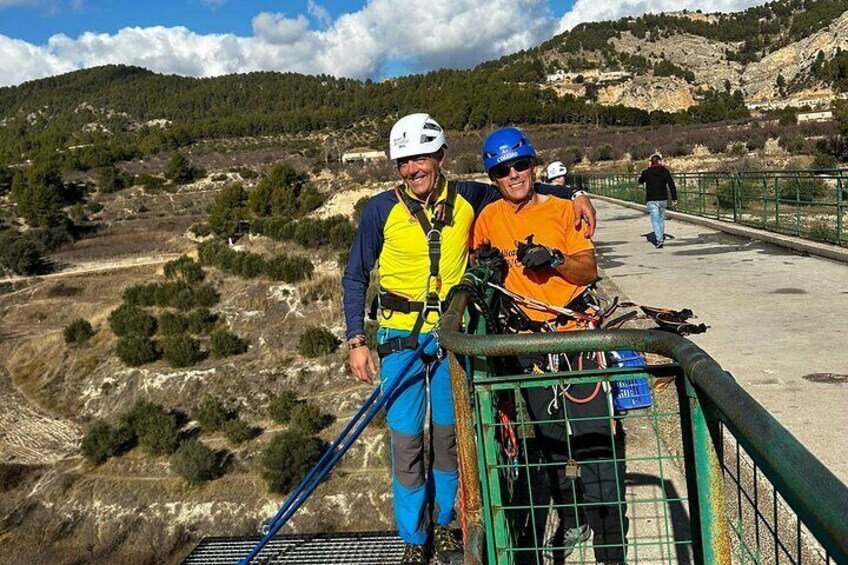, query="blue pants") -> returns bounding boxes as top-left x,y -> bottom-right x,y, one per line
646,200 -> 667,244
378,328 -> 458,545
